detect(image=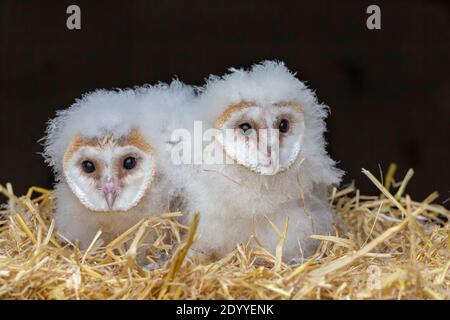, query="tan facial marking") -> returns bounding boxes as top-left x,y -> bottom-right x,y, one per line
214,100 -> 303,129
62,129 -> 153,171
63,135 -> 91,171
273,101 -> 303,114
117,129 -> 154,155
214,101 -> 251,128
